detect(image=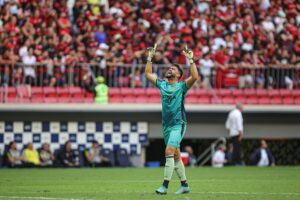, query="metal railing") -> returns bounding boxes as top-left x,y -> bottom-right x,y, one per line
0,62 -> 299,89
196,137 -> 227,166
